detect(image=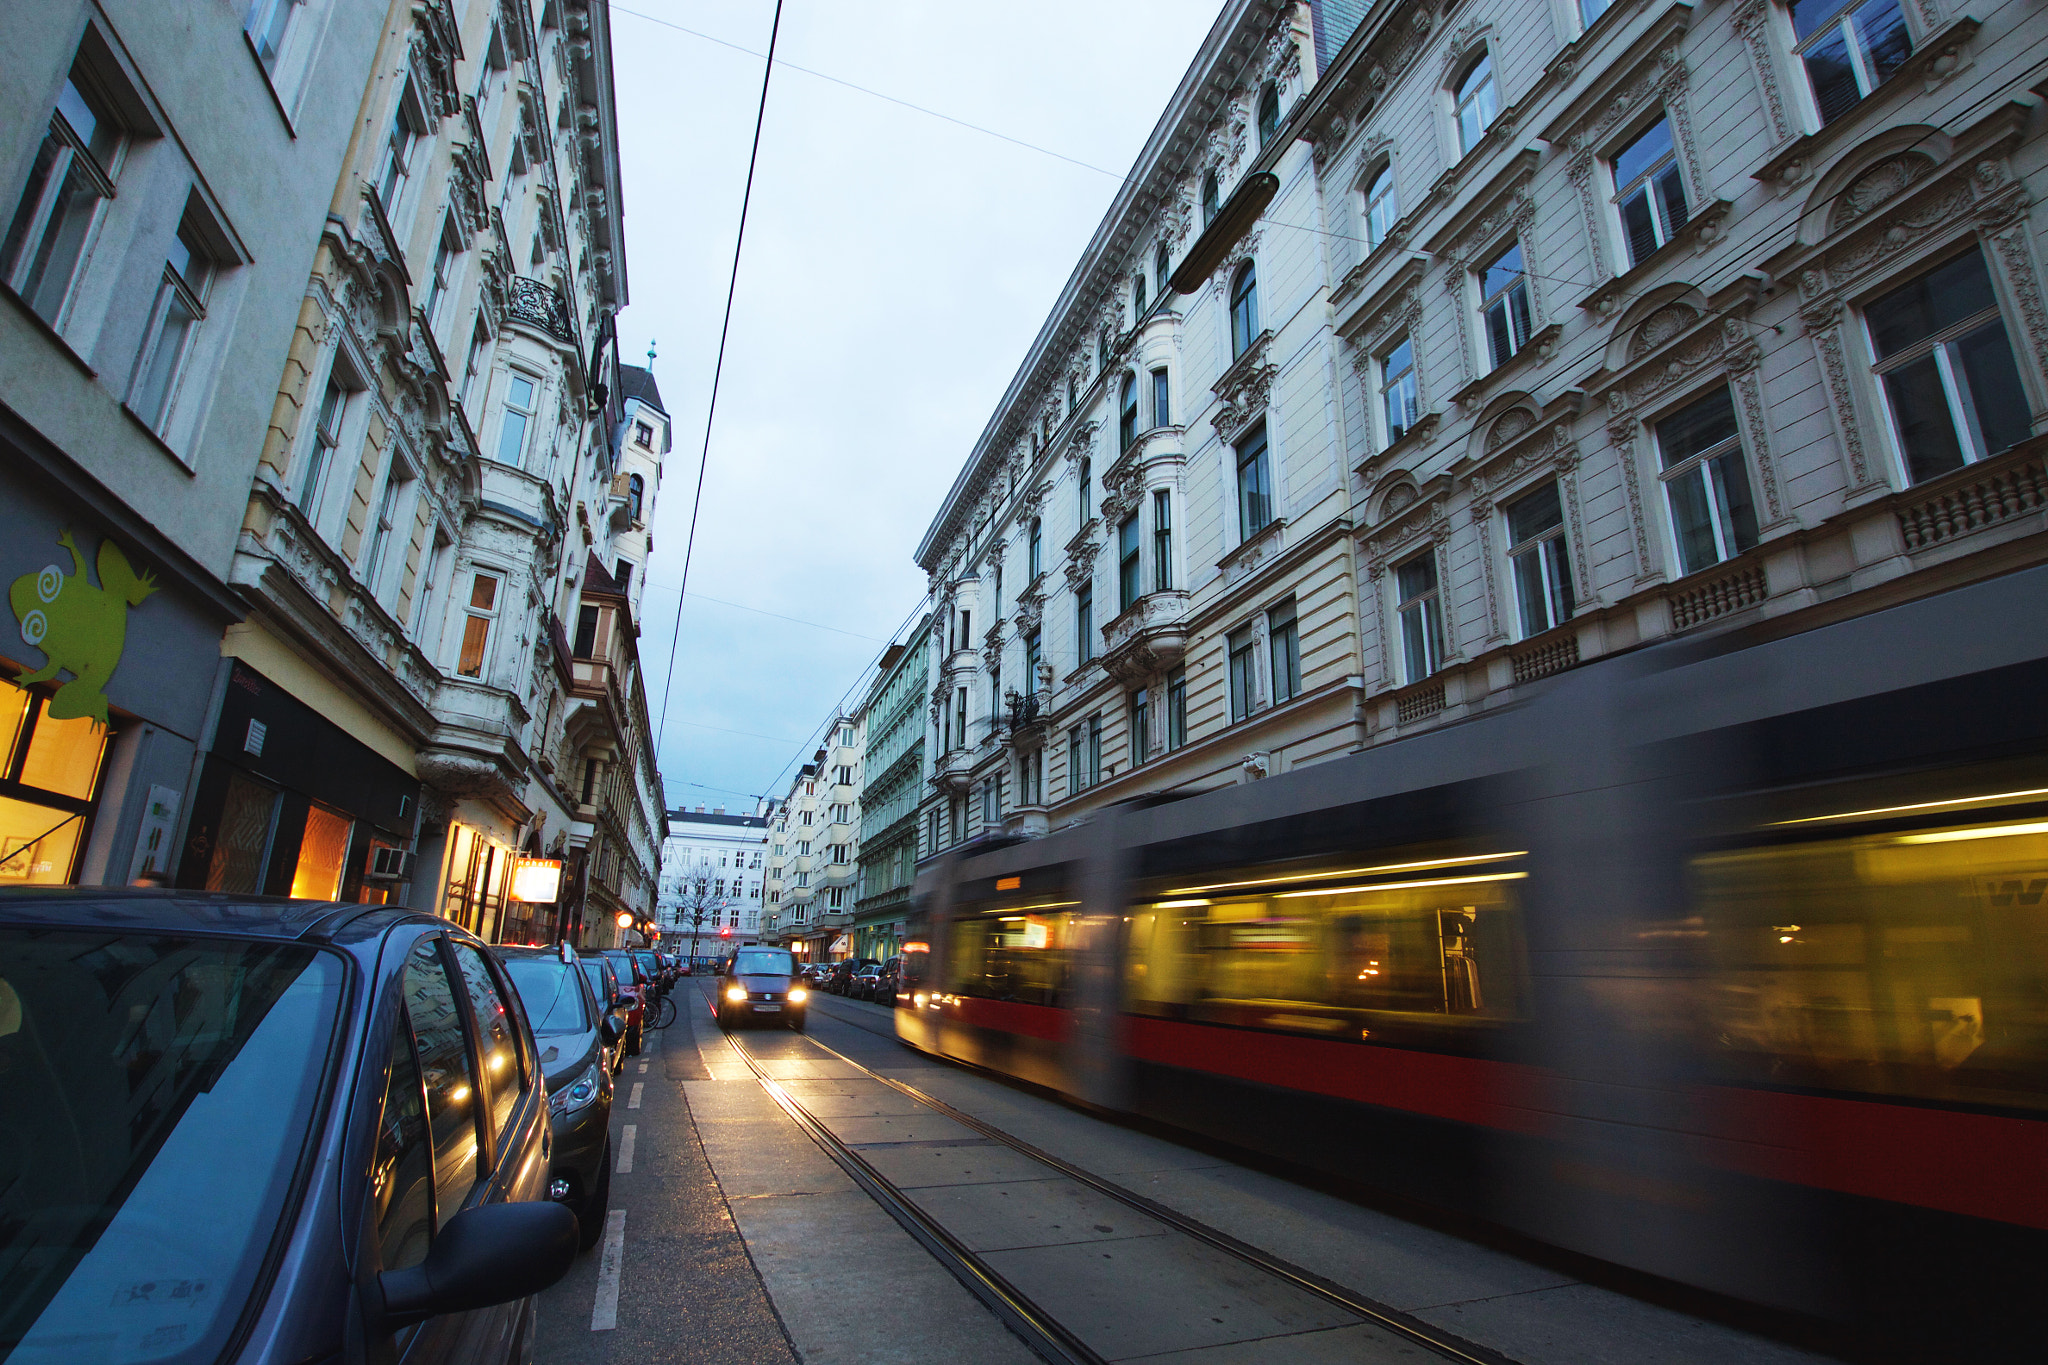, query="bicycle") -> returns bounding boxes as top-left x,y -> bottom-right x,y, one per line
649,991 -> 678,1030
